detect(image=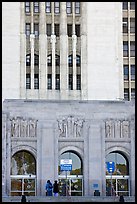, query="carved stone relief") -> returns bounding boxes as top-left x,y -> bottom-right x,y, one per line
121,120 -> 130,138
